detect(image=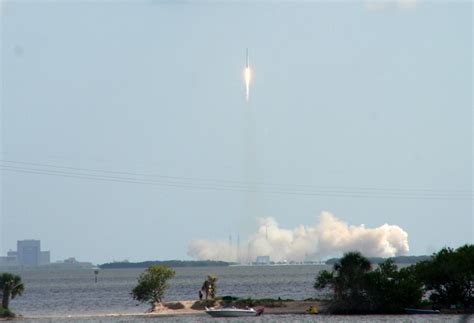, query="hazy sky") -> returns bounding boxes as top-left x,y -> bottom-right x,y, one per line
1,0 -> 472,264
